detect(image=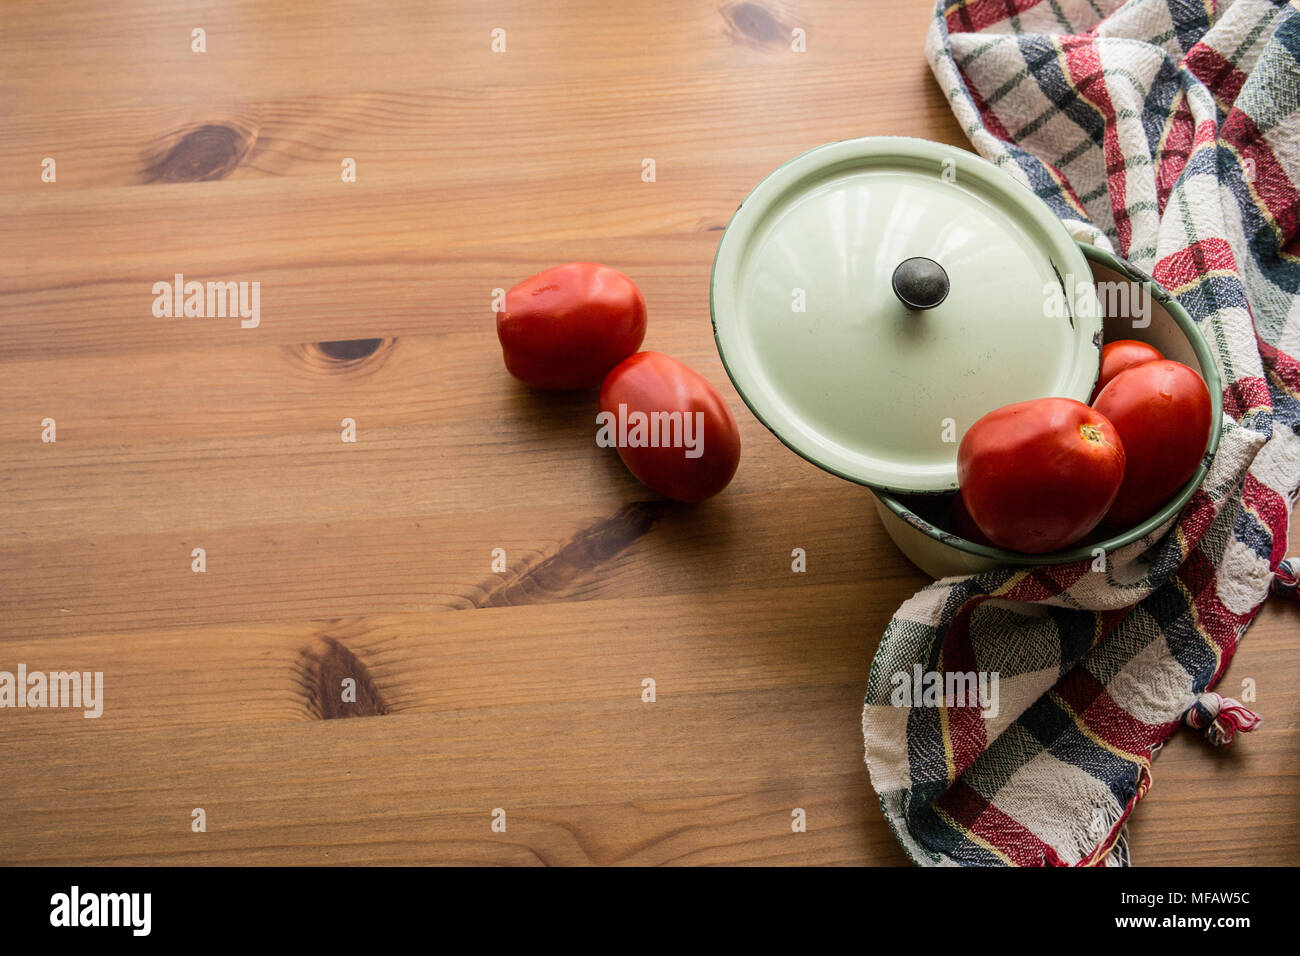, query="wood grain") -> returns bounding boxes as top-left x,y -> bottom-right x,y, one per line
1,0 -> 1296,867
